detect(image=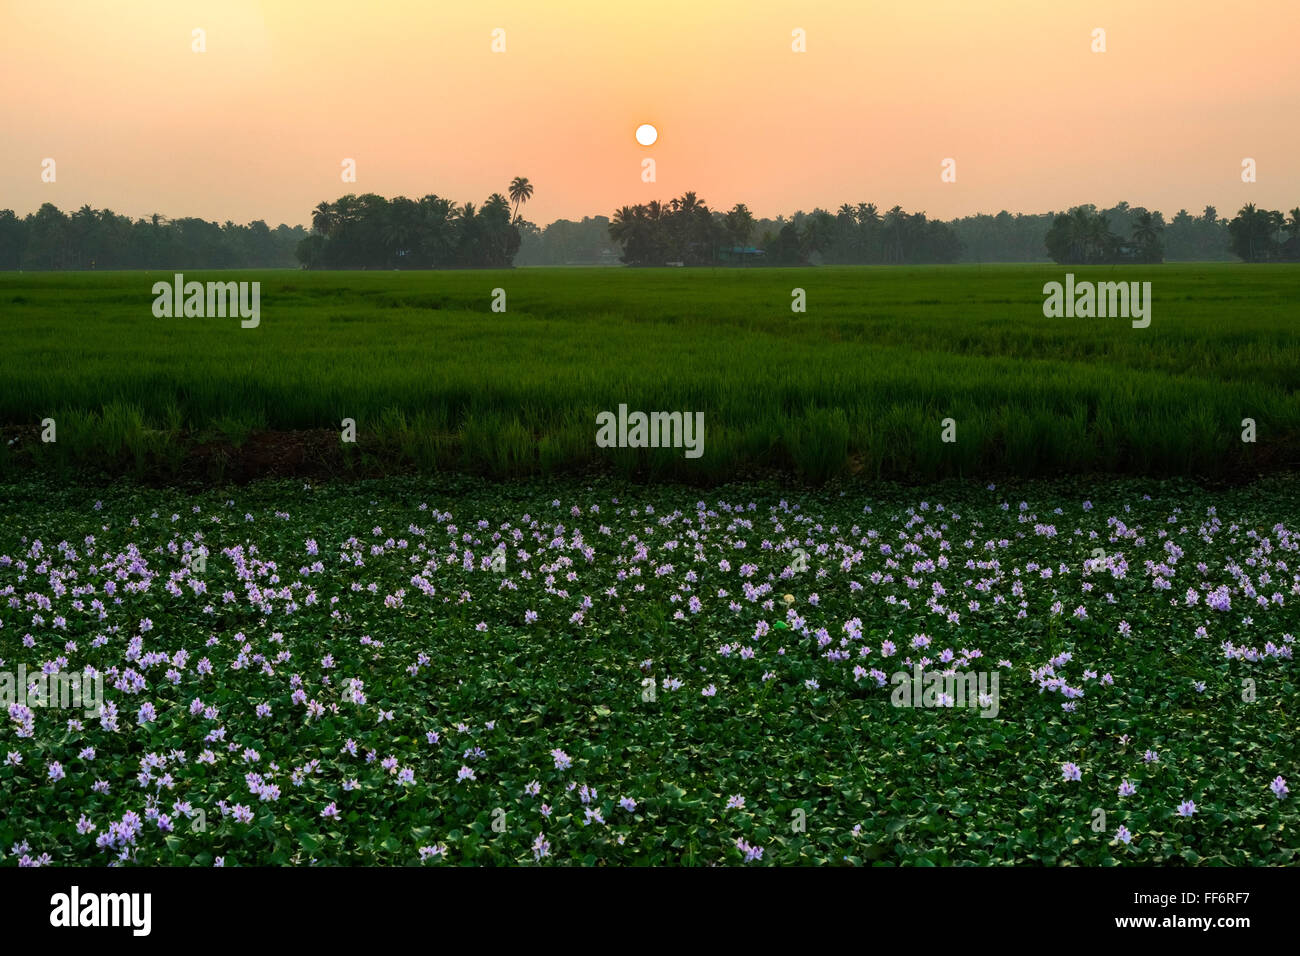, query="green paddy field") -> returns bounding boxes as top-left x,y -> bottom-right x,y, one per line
1,264 -> 1295,481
